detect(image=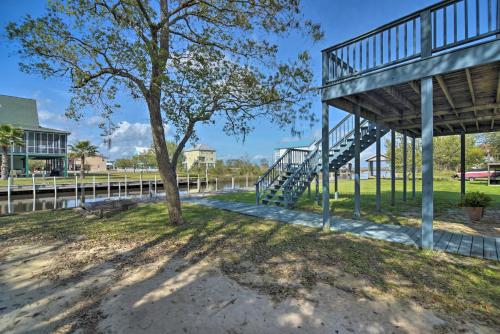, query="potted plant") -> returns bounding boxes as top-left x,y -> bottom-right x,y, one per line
461,192 -> 492,222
